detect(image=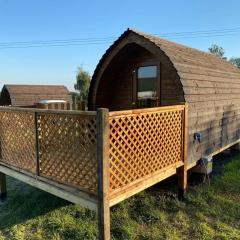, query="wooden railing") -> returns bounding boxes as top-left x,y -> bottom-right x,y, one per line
0,104 -> 187,196
0,108 -> 97,194
0,104 -> 188,240
108,105 -> 187,205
